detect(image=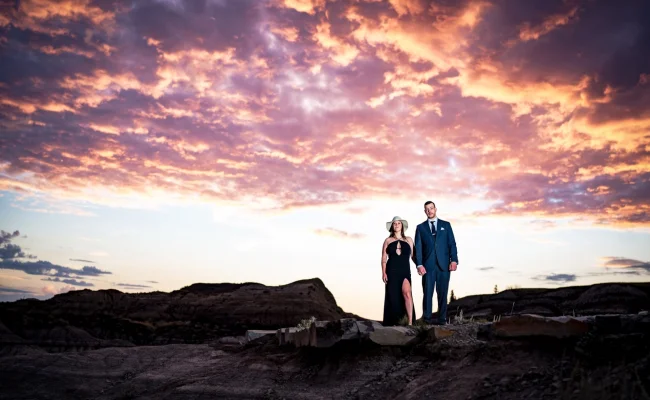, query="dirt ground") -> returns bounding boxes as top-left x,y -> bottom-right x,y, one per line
1,323 -> 648,399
